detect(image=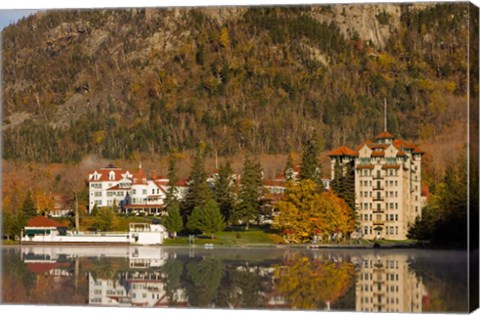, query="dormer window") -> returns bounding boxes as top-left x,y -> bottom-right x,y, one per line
109,171 -> 115,181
